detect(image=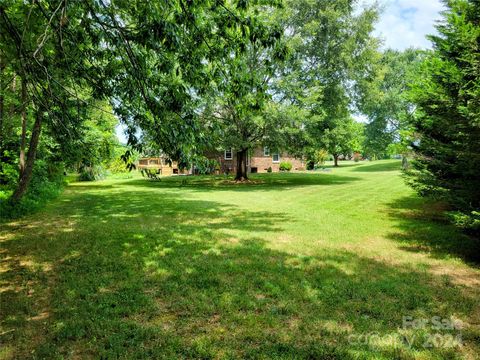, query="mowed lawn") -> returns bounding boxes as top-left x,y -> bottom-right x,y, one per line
1,160 -> 479,359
